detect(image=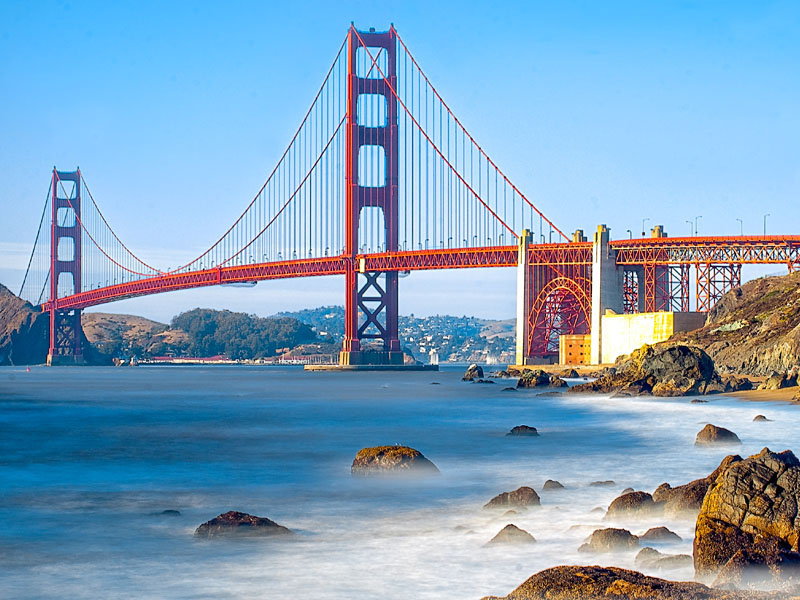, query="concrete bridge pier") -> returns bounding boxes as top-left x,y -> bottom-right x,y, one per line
590,224 -> 624,365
